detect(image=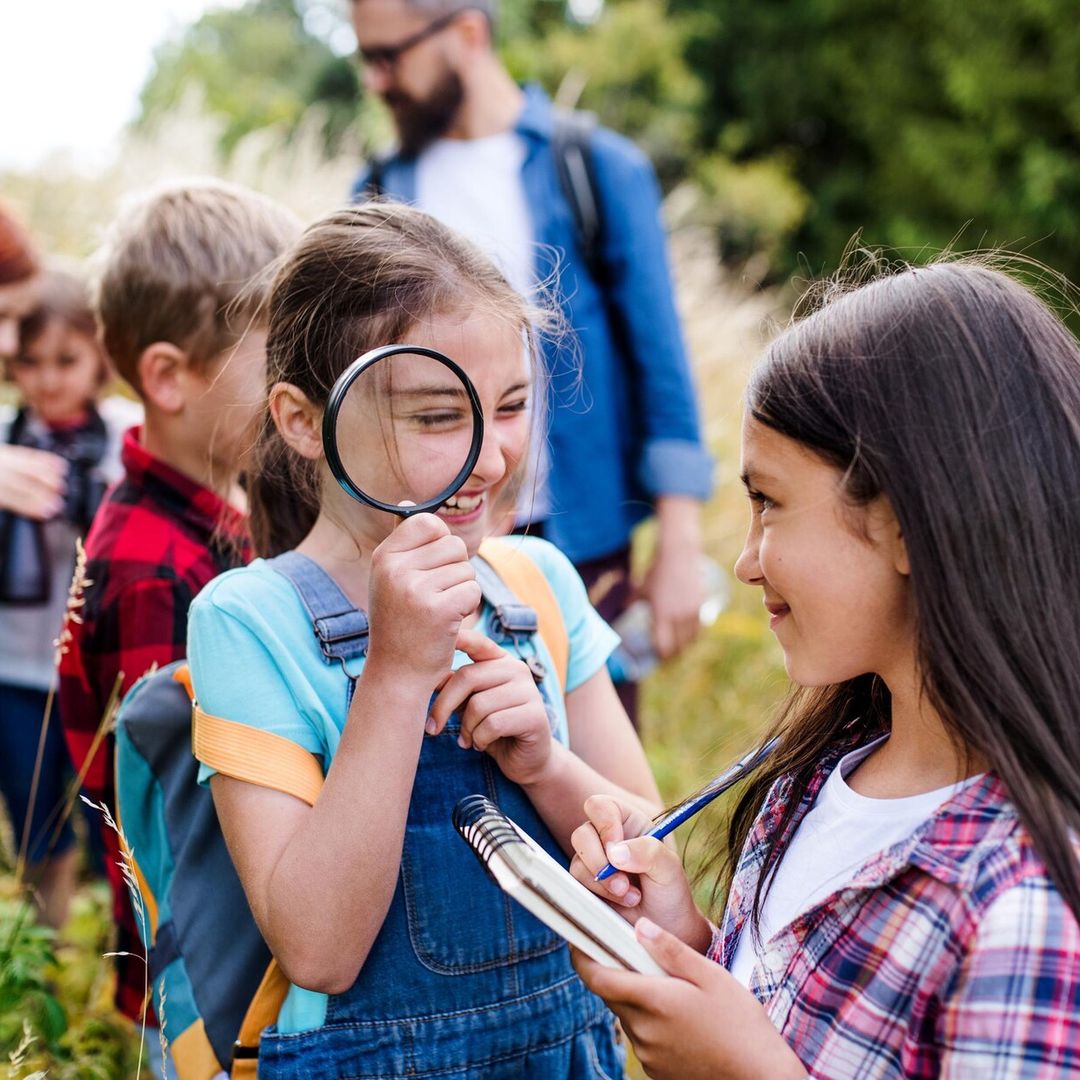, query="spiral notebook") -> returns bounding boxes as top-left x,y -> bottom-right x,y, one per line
452,795 -> 664,975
